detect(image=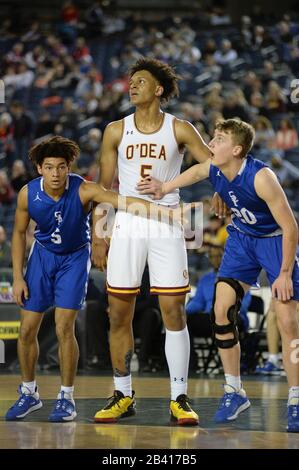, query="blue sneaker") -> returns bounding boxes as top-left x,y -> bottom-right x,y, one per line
48,392 -> 77,422
255,361 -> 282,375
5,385 -> 43,421
214,385 -> 251,423
287,399 -> 299,433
